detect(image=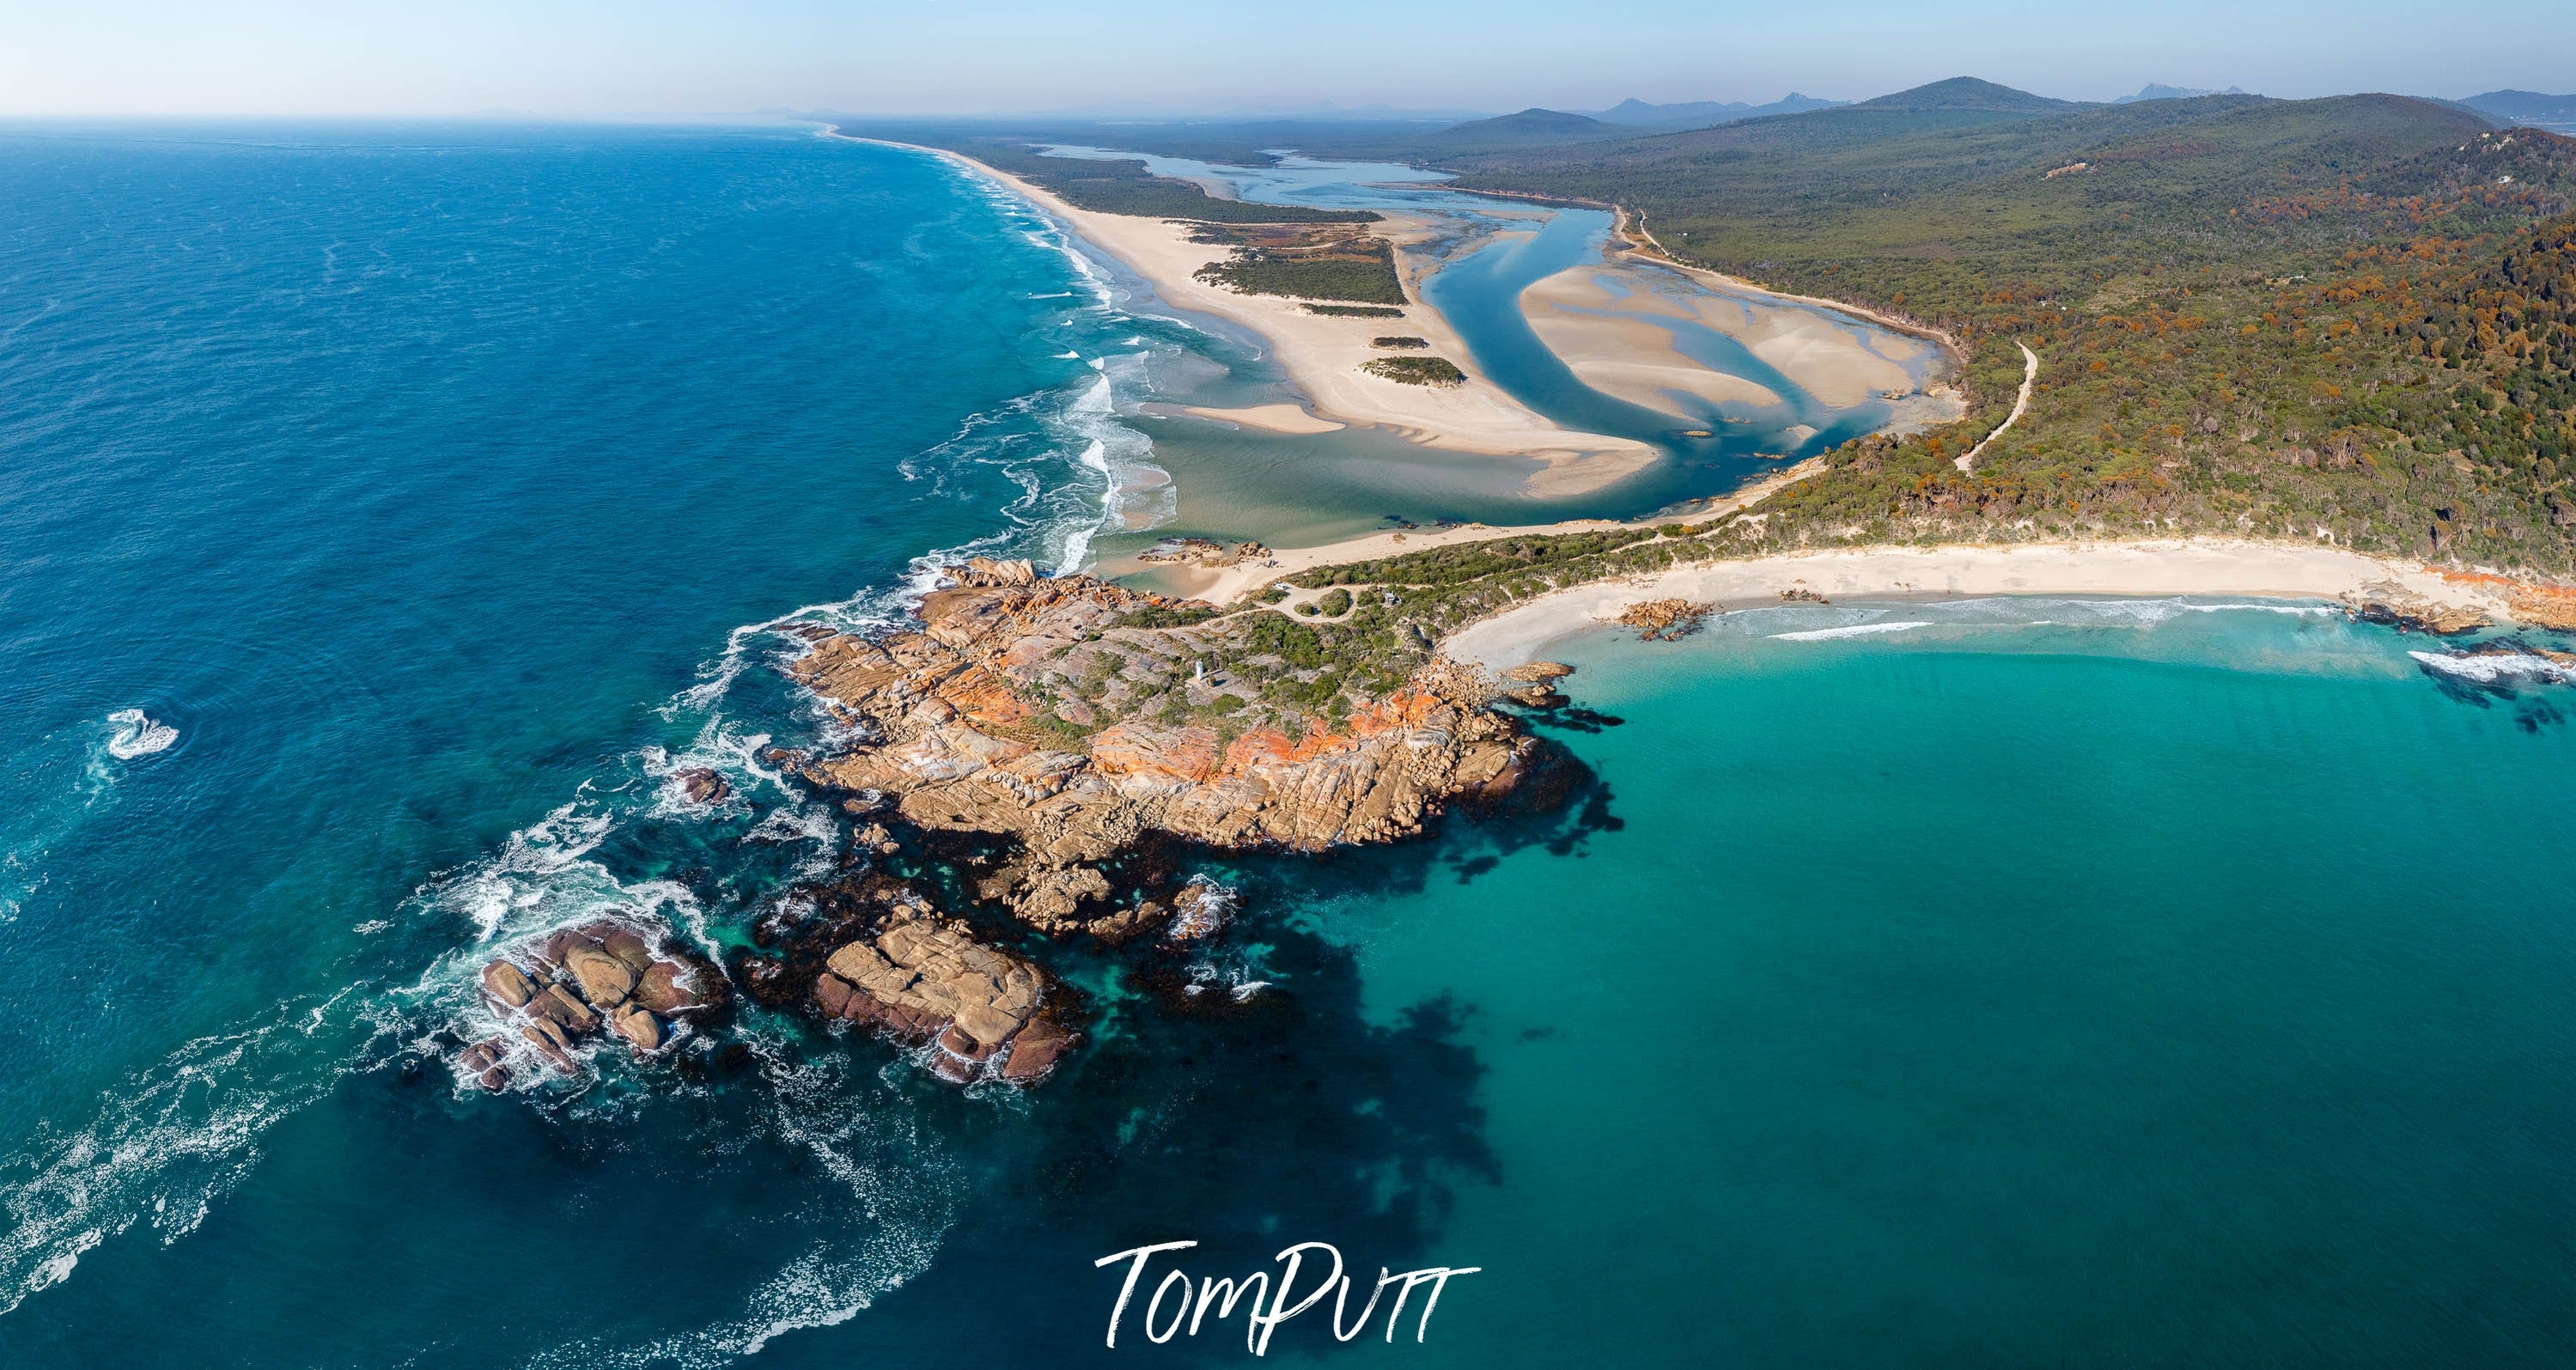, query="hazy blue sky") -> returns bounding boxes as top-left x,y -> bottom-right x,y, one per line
3,0 -> 2570,117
